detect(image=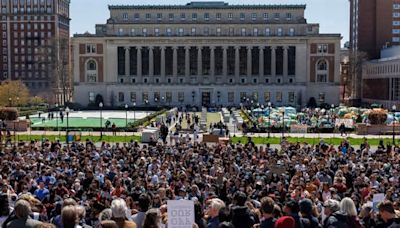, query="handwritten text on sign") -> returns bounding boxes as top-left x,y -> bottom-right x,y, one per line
167,200 -> 195,228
